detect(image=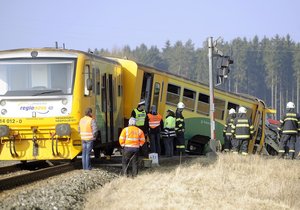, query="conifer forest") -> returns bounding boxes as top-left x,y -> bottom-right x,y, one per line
91,34 -> 300,118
